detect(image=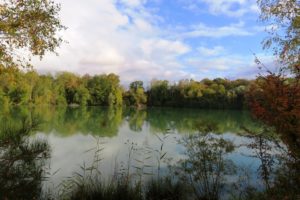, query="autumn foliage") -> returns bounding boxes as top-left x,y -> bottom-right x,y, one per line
247,74 -> 300,137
